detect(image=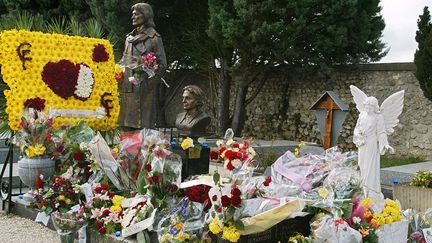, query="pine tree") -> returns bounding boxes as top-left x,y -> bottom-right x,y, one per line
207,0 -> 387,135
414,6 -> 432,101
